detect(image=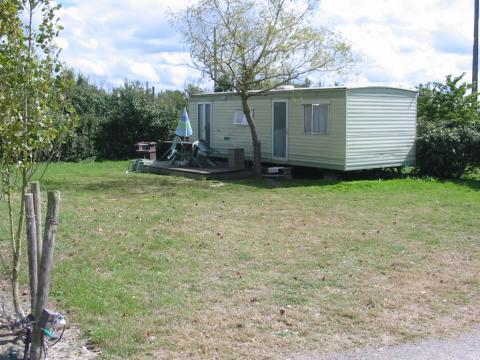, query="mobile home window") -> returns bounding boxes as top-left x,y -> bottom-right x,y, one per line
304,104 -> 329,134
233,109 -> 254,126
